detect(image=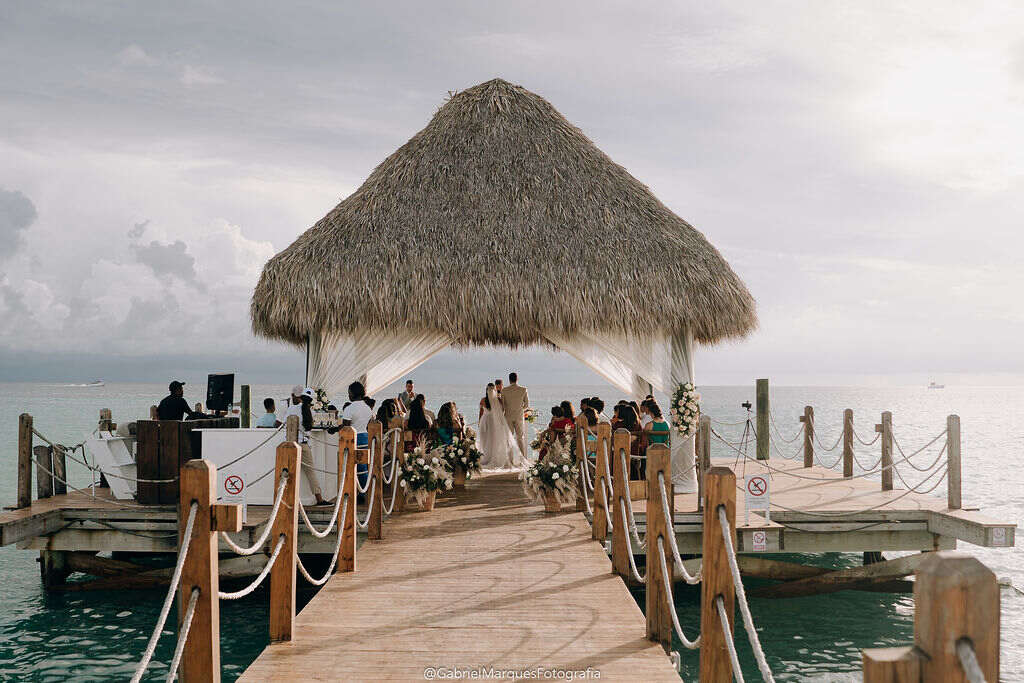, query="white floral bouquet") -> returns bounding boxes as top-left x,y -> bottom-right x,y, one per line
433,435 -> 483,477
520,440 -> 578,505
670,382 -> 701,437
312,387 -> 331,412
399,445 -> 453,505
523,407 -> 537,423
